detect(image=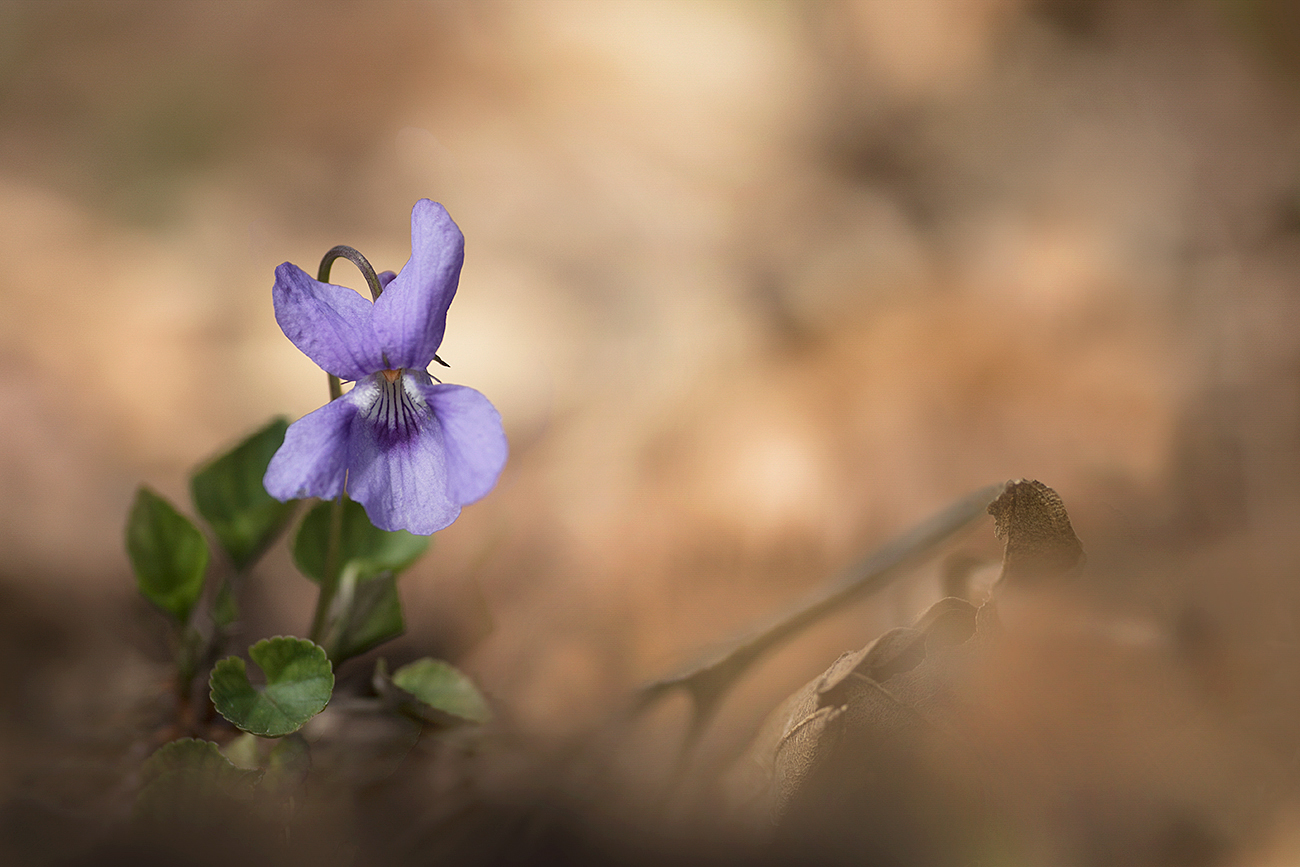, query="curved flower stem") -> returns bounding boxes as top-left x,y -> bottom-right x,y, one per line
318,245 -> 383,404
319,244 -> 384,301
308,245 -> 384,651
